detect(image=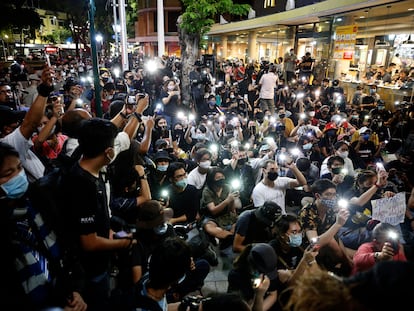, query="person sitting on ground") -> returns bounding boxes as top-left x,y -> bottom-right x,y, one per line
298,179 -> 352,276
233,201 -> 283,253
165,161 -> 200,225
227,243 -> 279,311
351,222 -> 407,275
200,166 -> 239,250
